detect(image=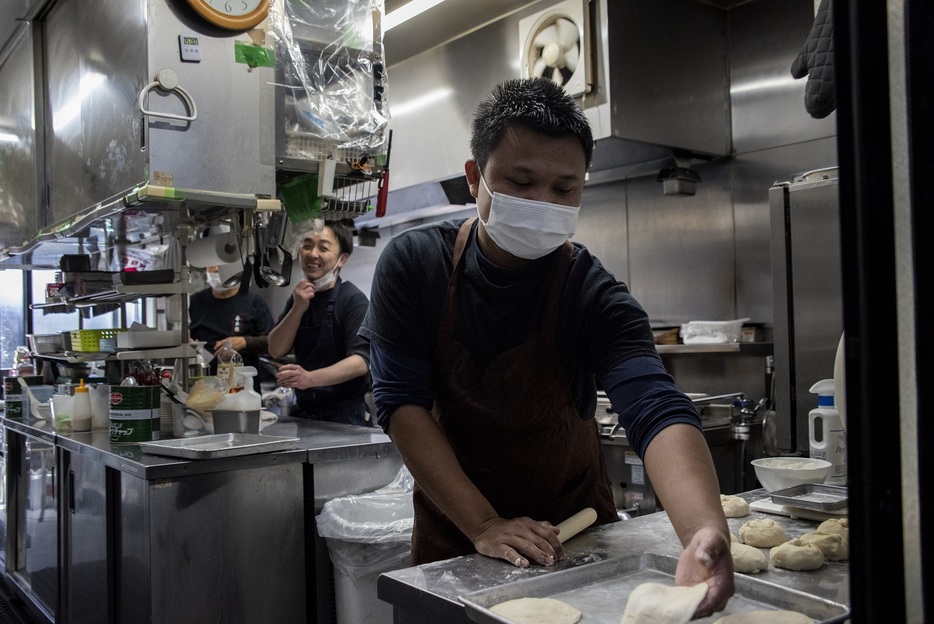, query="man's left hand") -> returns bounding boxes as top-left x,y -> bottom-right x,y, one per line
276,364 -> 314,389
214,336 -> 246,354
675,526 -> 734,618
